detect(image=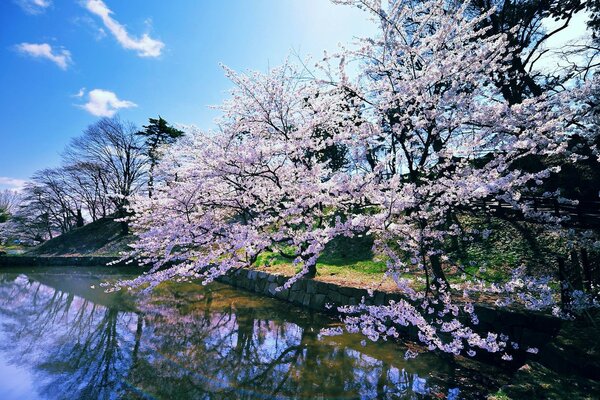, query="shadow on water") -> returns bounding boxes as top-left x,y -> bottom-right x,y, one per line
0,267 -> 510,399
